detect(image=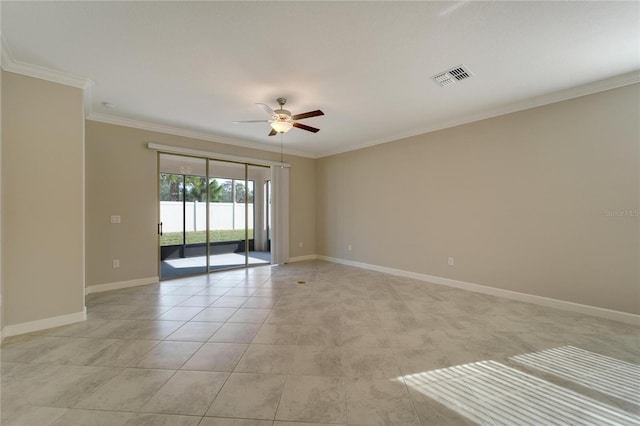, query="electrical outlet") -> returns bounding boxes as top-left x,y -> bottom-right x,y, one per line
348,244 -> 352,251
112,259 -> 120,268
448,257 -> 454,266
110,215 -> 121,224
299,242 -> 304,248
